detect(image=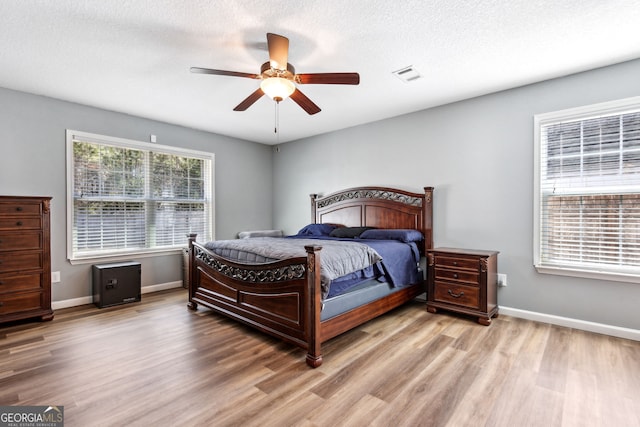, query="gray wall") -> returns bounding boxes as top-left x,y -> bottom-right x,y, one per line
3,58 -> 640,330
0,87 -> 273,302
273,58 -> 640,330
